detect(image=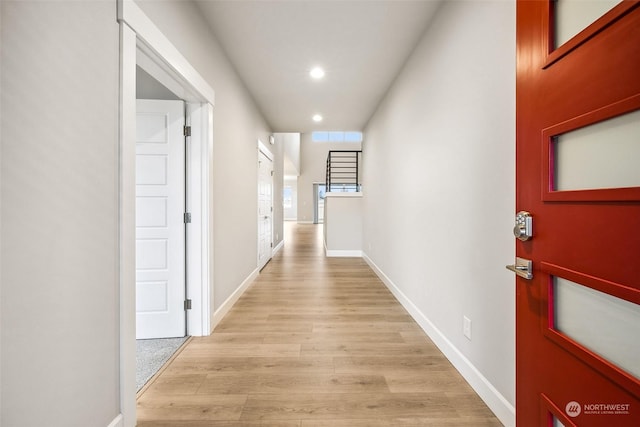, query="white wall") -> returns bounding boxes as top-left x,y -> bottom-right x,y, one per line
280,132 -> 300,176
362,0 -> 515,424
1,1 -> 120,426
324,194 -> 363,255
133,1 -> 278,314
297,133 -> 361,222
